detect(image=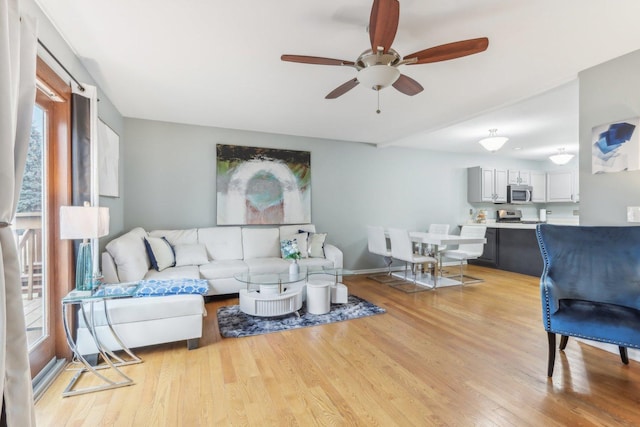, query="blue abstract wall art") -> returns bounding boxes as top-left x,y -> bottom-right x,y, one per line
592,117 -> 639,174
